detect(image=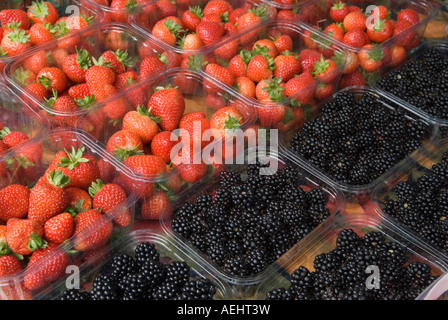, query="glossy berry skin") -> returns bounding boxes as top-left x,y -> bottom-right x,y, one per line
74,209 -> 113,251
6,218 -> 45,256
0,255 -> 23,276
0,184 -> 30,221
148,87 -> 185,132
43,212 -> 74,244
151,131 -> 179,164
